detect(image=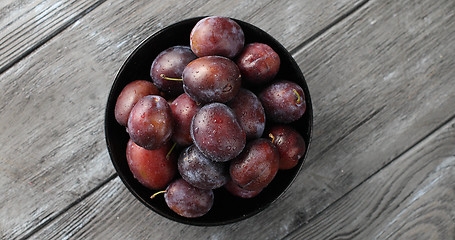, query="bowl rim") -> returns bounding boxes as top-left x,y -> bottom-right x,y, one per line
105,16 -> 313,226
